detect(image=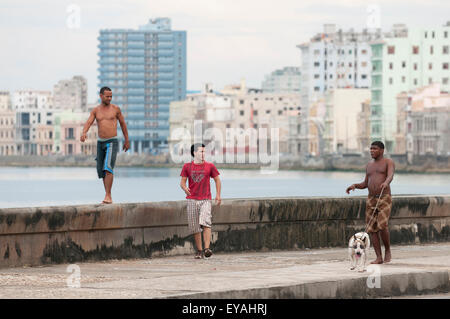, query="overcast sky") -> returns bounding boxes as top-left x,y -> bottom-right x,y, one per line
1,0 -> 449,103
